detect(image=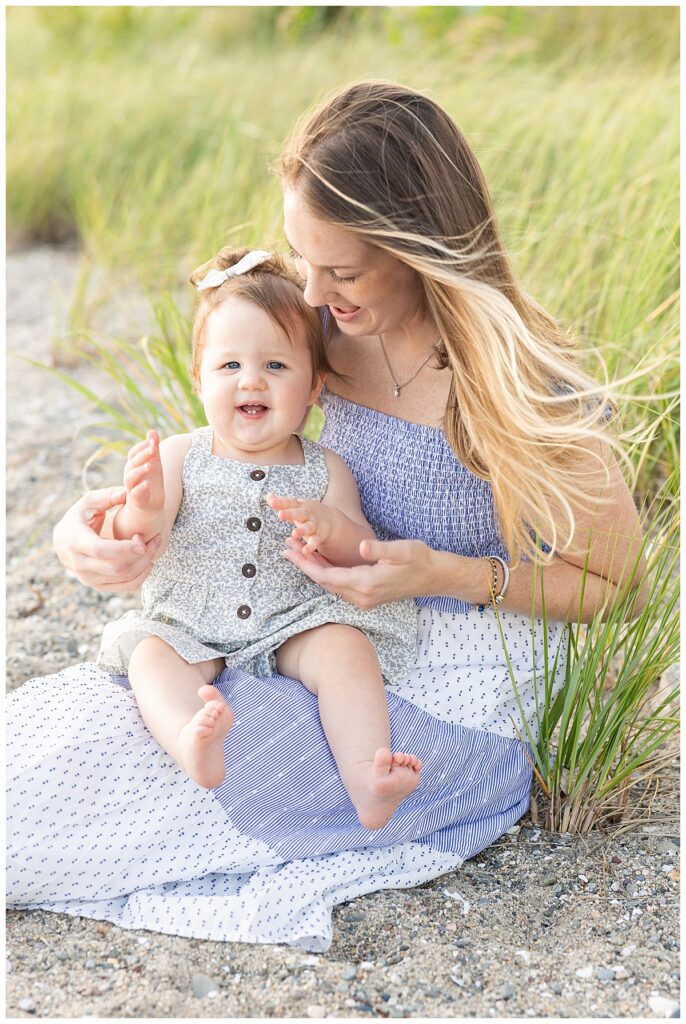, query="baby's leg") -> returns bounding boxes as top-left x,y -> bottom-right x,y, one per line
277,625 -> 422,829
128,636 -> 232,789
